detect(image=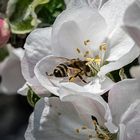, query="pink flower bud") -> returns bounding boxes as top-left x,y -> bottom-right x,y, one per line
0,19 -> 10,48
